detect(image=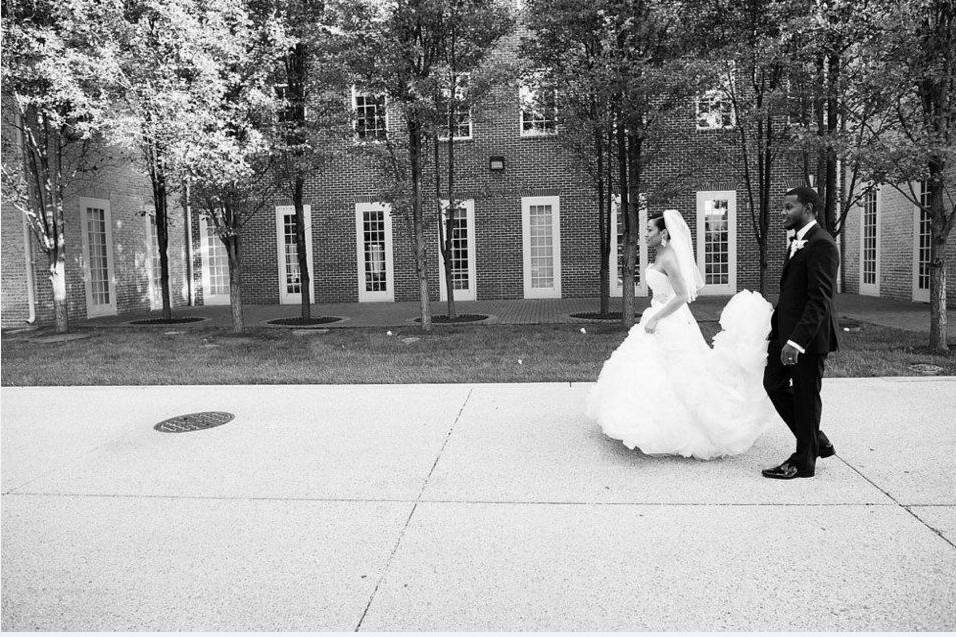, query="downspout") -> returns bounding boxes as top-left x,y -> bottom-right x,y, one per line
184,178 -> 193,305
